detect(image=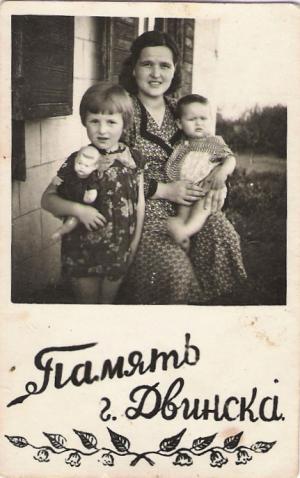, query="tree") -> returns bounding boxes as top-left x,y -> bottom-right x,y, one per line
216,105 -> 287,158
